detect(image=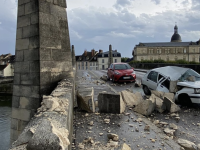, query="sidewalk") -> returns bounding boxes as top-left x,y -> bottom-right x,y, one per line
73,70 -> 181,150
